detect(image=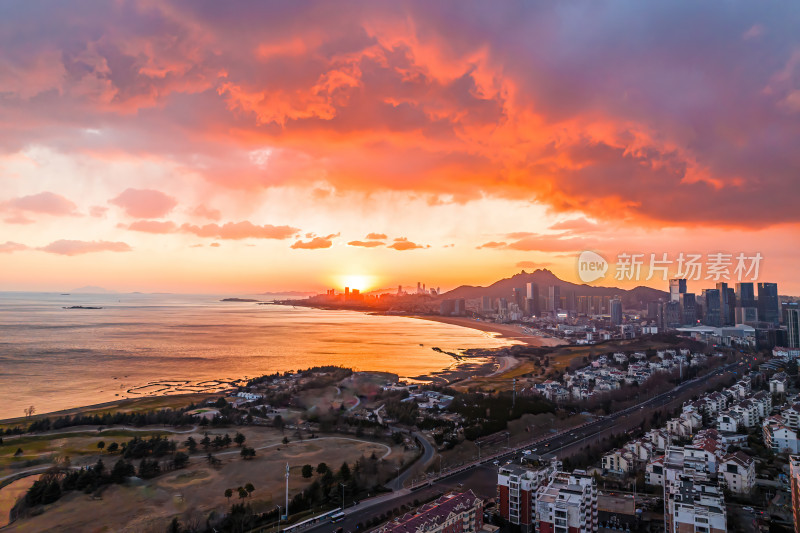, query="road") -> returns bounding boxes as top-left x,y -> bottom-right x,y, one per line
385,431 -> 435,491
303,361 -> 738,533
